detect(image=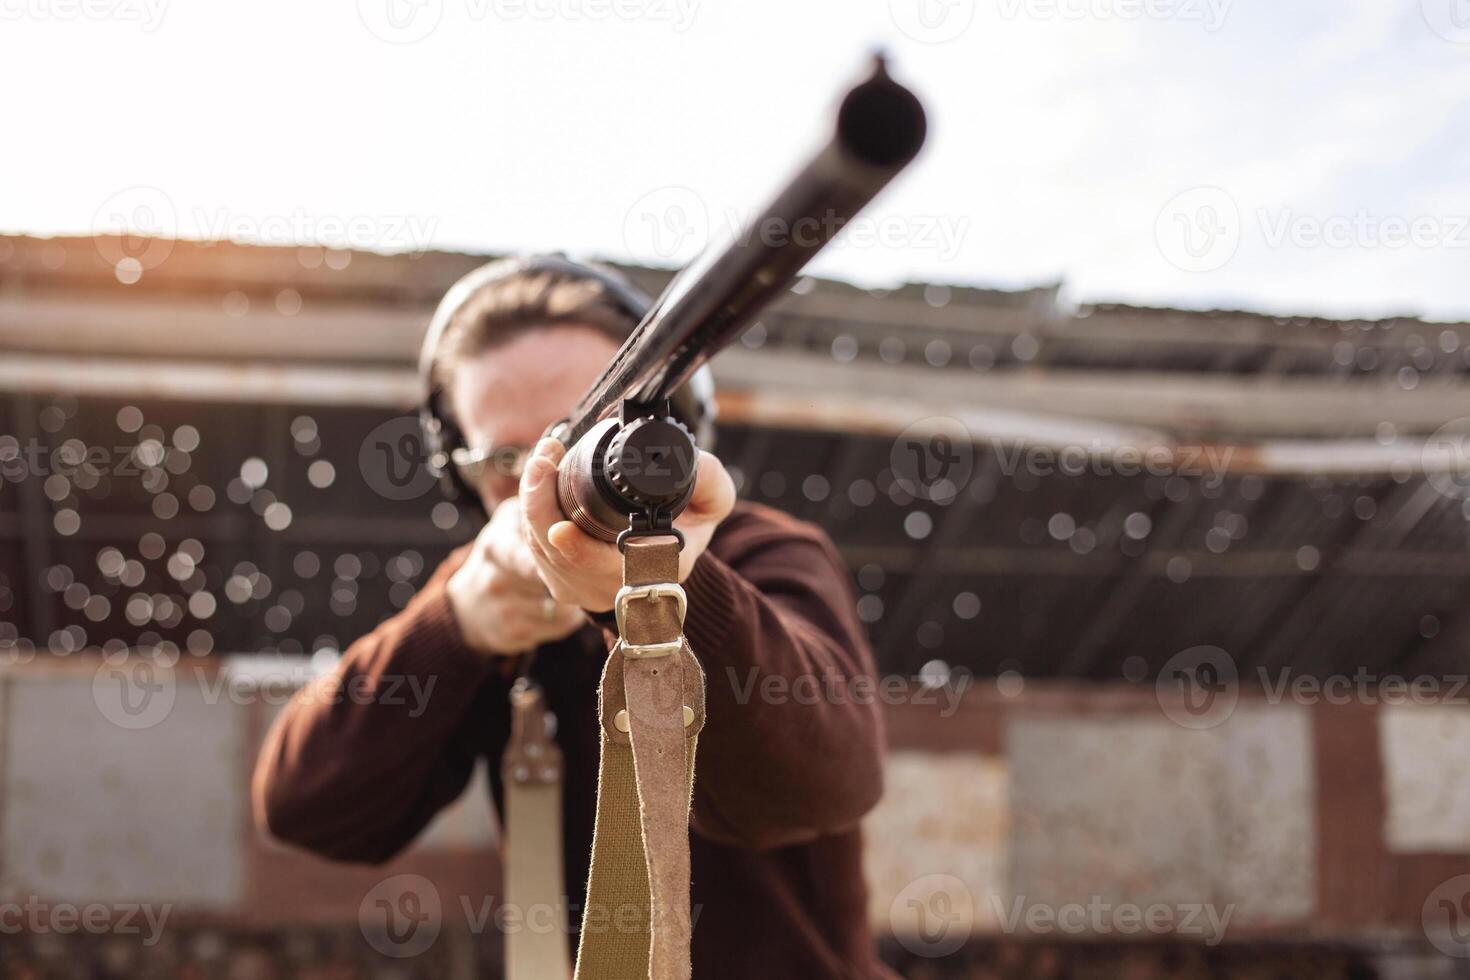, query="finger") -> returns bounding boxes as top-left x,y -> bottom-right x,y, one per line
536,600 -> 587,635
519,437 -> 566,559
682,451 -> 737,521
490,561 -> 552,598
547,520 -> 622,579
498,591 -> 556,618
481,501 -> 536,576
